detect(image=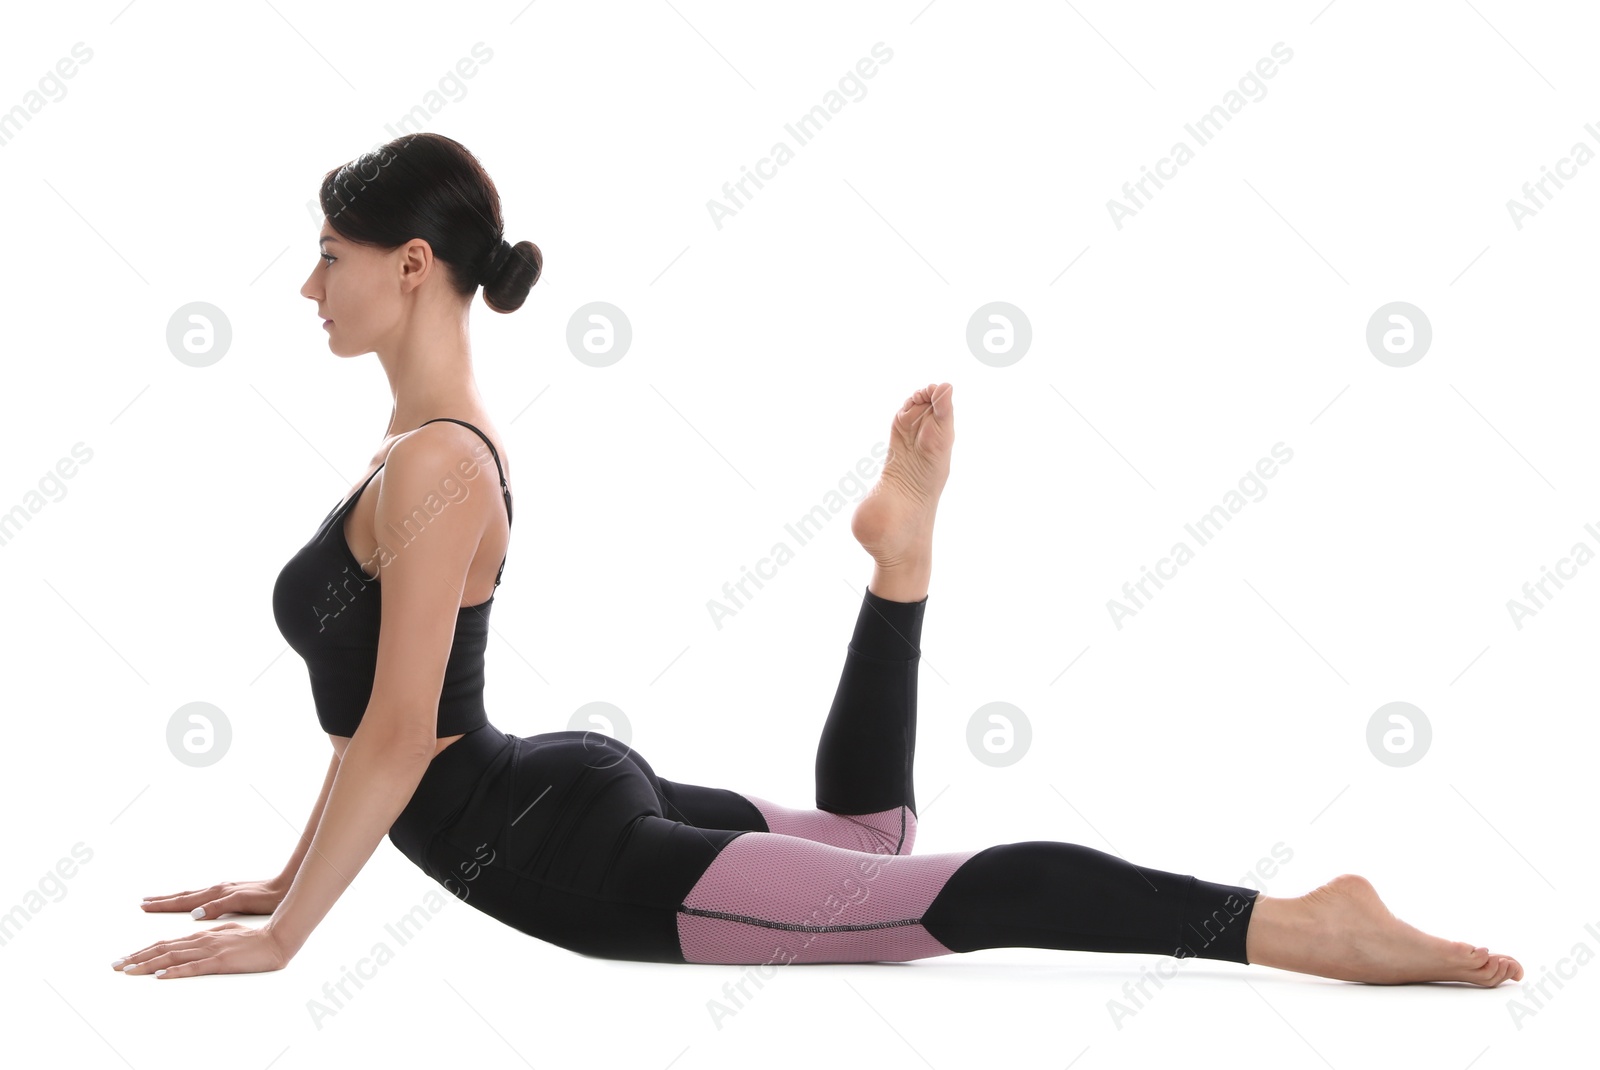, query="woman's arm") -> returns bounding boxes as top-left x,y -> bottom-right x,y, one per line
115,427 -> 500,977
272,751 -> 341,890
262,426 -> 494,960
138,750 -> 346,921
263,730 -> 433,957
